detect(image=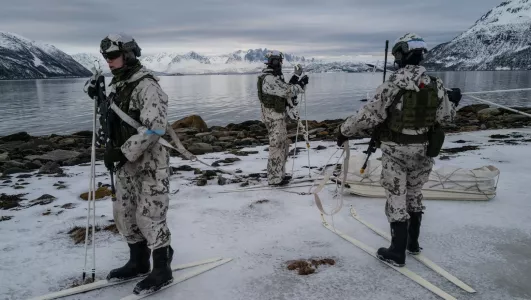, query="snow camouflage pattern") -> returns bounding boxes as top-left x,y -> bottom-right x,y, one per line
259,68 -> 304,184
109,66 -> 172,249
340,65 -> 456,222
